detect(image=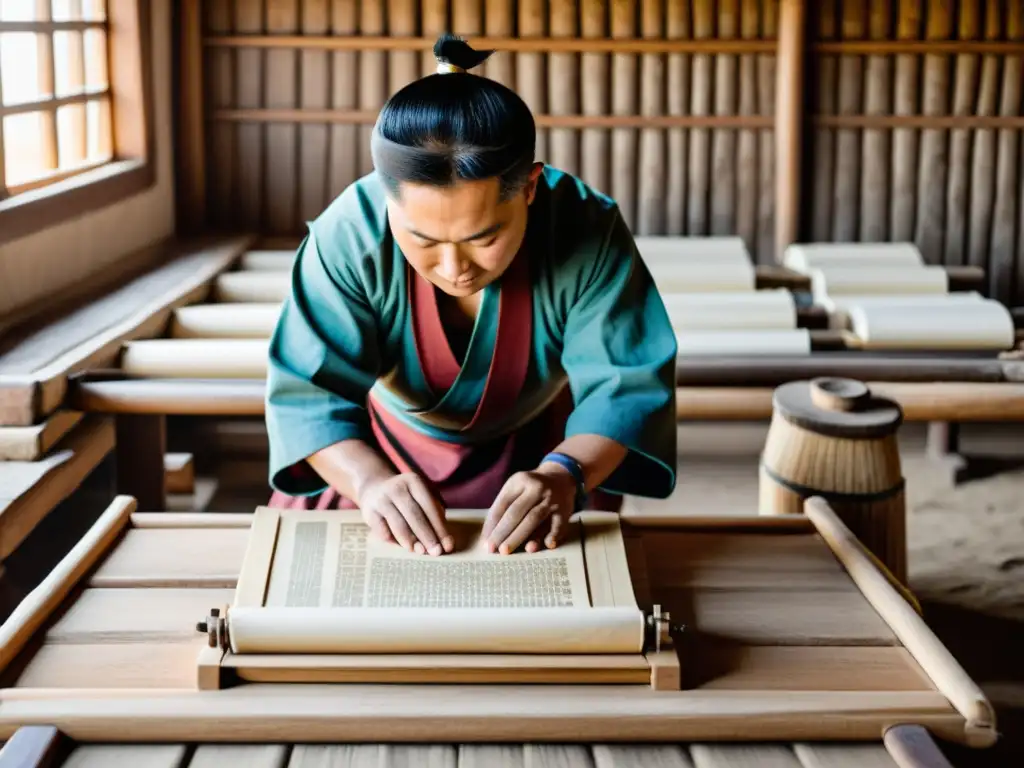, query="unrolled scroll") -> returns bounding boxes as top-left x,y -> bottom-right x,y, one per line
811,266 -> 948,303
635,235 -> 752,265
676,329 -> 812,356
240,251 -> 295,272
662,290 -> 796,331
213,272 -> 291,303
226,606 -> 646,655
848,301 -> 1016,350
120,339 -> 269,378
170,304 -> 282,339
783,242 -> 924,274
650,261 -> 757,294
